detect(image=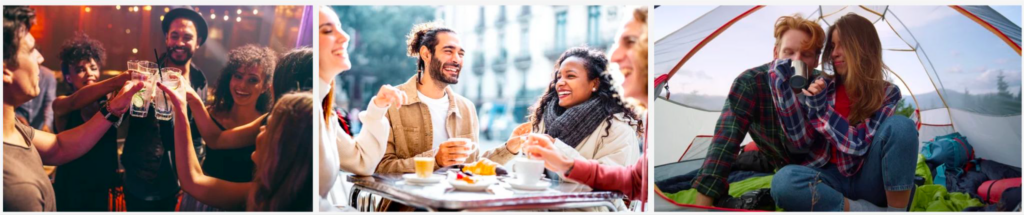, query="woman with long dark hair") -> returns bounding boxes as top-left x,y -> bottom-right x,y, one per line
769,13 -> 917,211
